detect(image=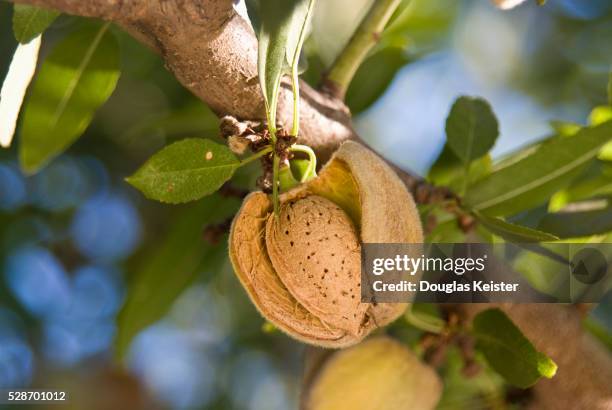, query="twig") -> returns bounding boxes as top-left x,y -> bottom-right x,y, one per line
323,0 -> 401,98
